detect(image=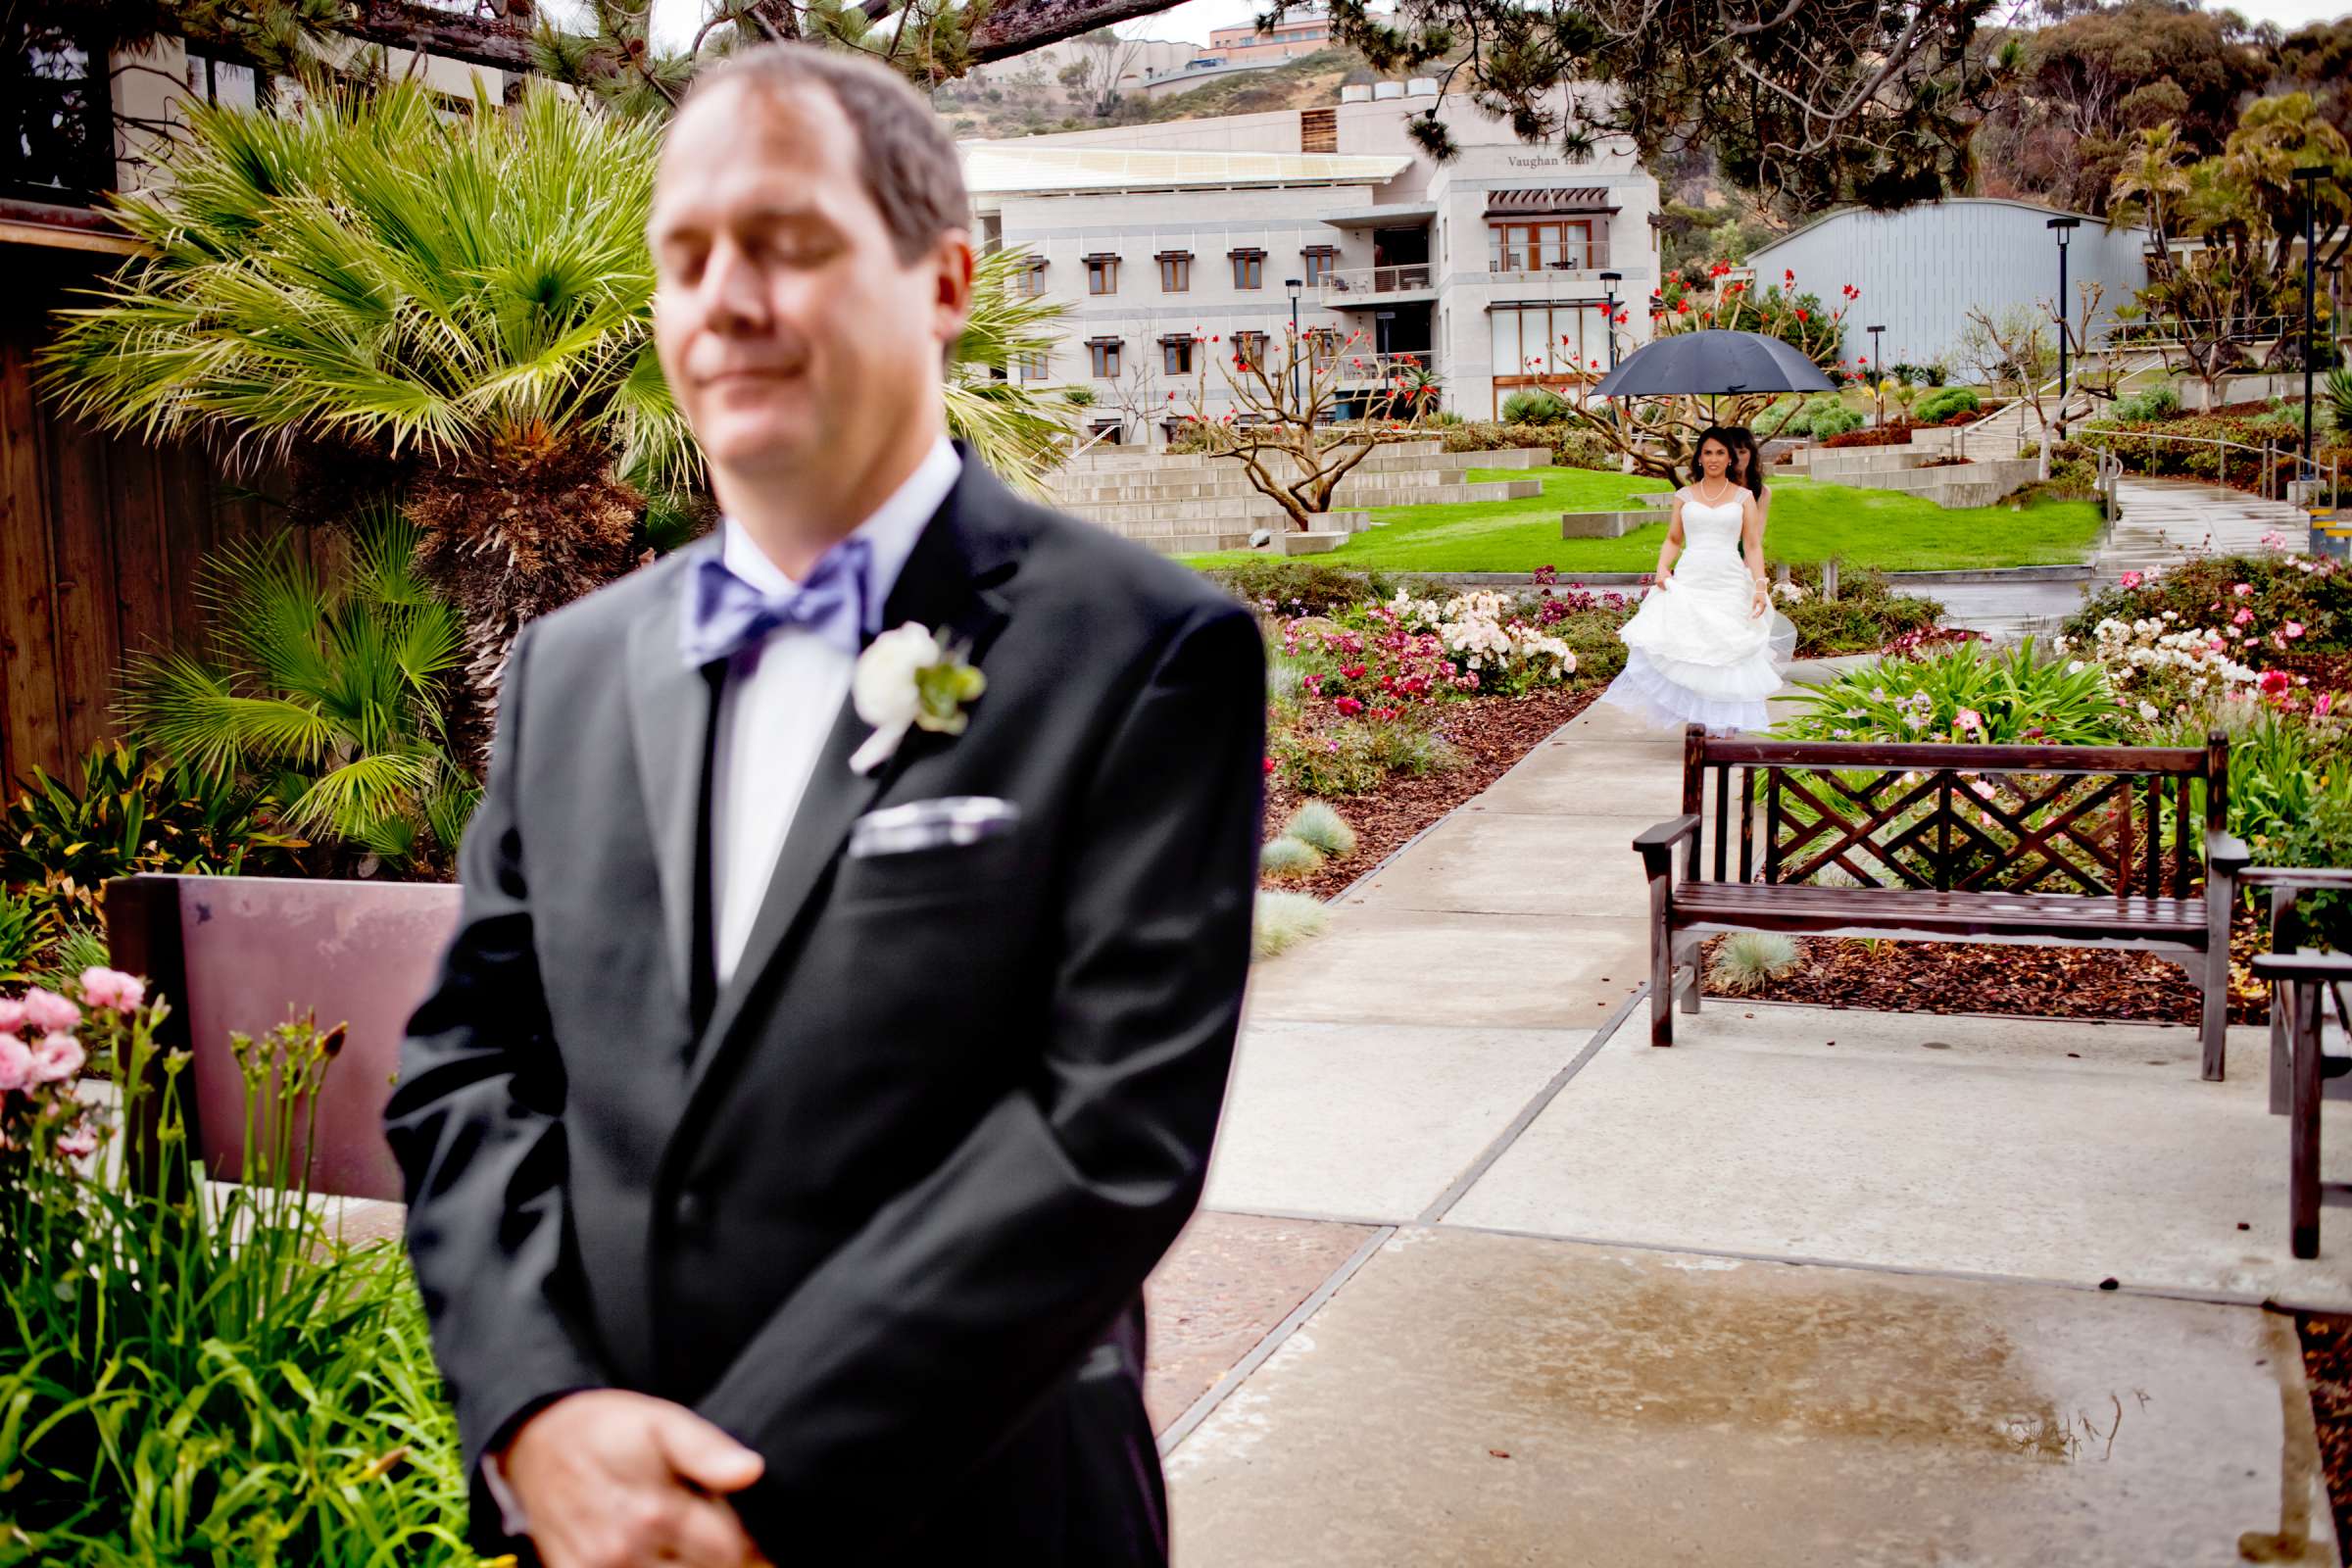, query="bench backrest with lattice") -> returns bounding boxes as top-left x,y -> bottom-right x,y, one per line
1675,726 -> 2230,898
